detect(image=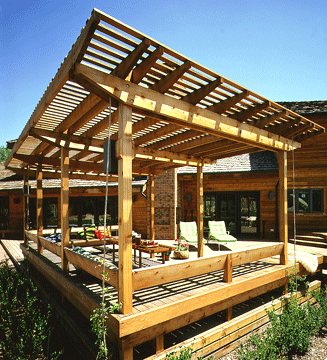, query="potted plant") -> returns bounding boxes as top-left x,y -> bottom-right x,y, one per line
173,239 -> 189,259
165,251 -> 171,261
